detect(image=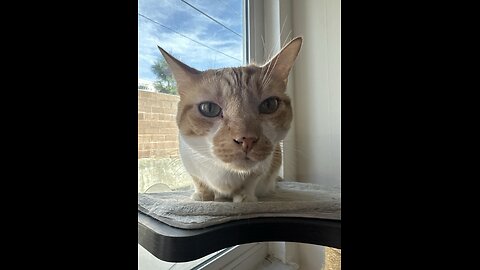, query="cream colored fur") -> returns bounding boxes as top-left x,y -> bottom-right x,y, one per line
158,37 -> 303,202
